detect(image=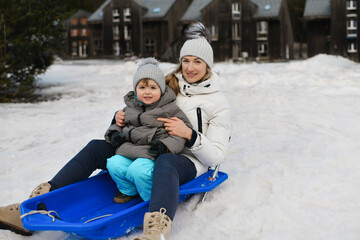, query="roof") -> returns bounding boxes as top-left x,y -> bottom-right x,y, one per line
70,9 -> 92,19
142,0 -> 176,18
303,0 -> 330,18
251,0 -> 282,18
88,0 -> 147,22
181,0 -> 212,22
88,0 -> 112,22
